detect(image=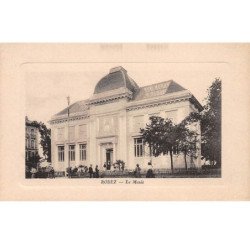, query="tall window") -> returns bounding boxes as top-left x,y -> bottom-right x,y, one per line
31,129 -> 34,136
79,144 -> 87,161
58,146 -> 64,162
69,145 -> 75,161
31,140 -> 35,149
134,138 -> 144,157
